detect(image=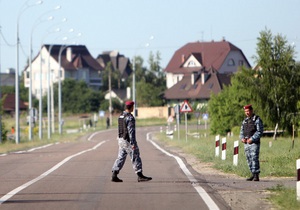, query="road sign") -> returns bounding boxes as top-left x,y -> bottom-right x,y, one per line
180,100 -> 193,113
